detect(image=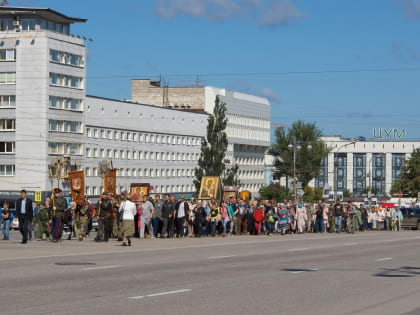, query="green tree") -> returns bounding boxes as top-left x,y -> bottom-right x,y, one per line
270,120 -> 329,189
194,96 -> 240,192
259,183 -> 291,201
391,149 -> 420,197
343,189 -> 352,198
302,186 -> 323,202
